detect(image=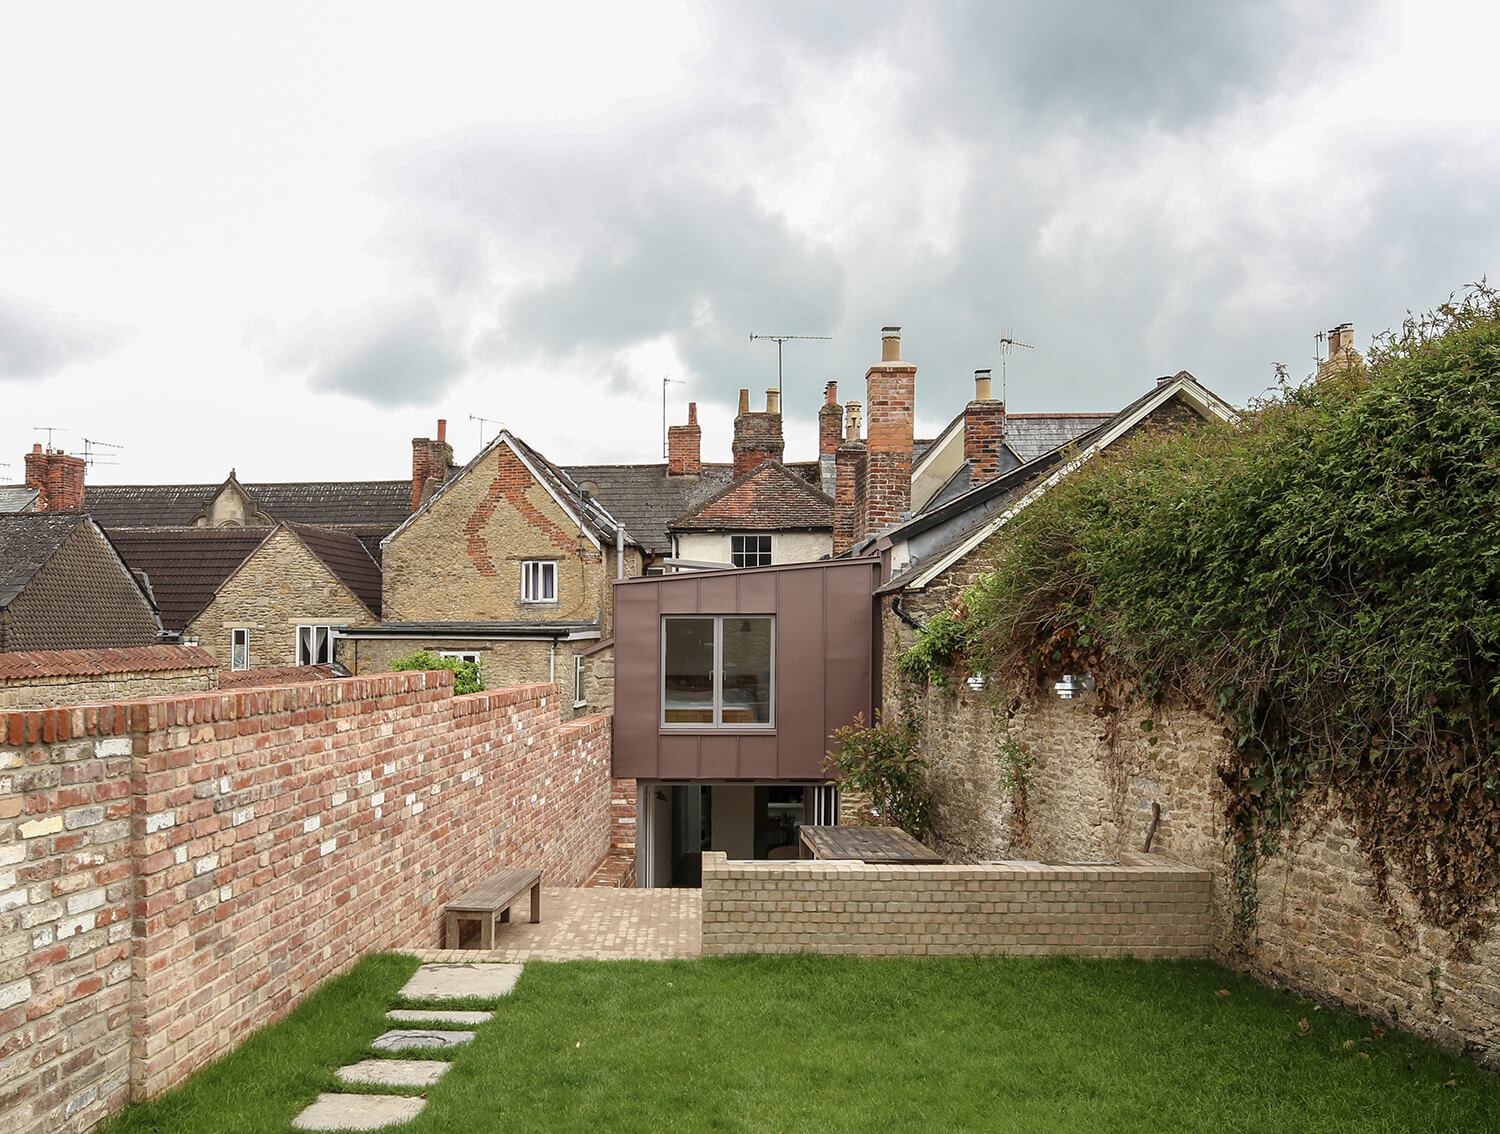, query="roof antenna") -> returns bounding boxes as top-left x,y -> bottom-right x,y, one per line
32,425 -> 67,450
749,333 -> 832,401
998,331 -> 1034,403
468,413 -> 503,448
83,437 -> 124,468
662,376 -> 683,458
1314,328 -> 1327,370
